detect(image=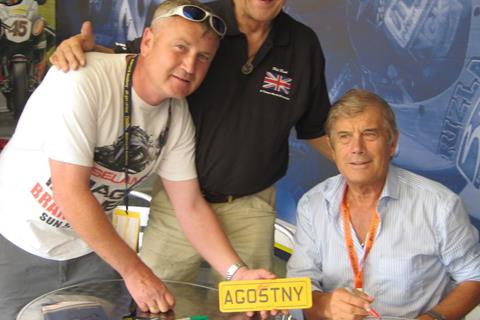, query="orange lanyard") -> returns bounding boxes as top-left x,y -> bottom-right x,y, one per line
341,187 -> 380,289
